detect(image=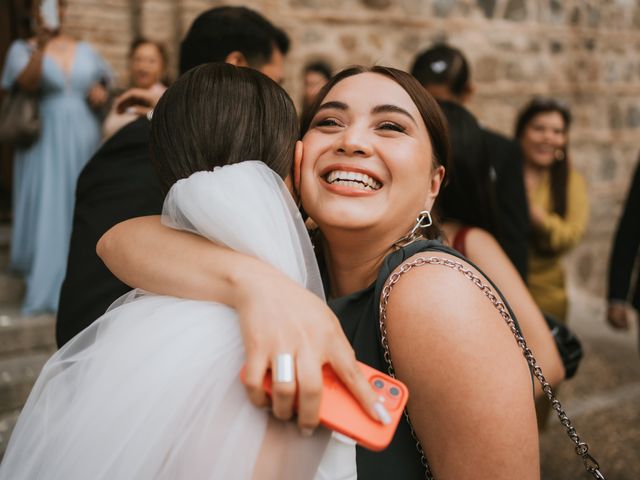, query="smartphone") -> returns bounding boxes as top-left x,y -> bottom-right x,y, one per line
241,361 -> 409,451
40,0 -> 60,31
